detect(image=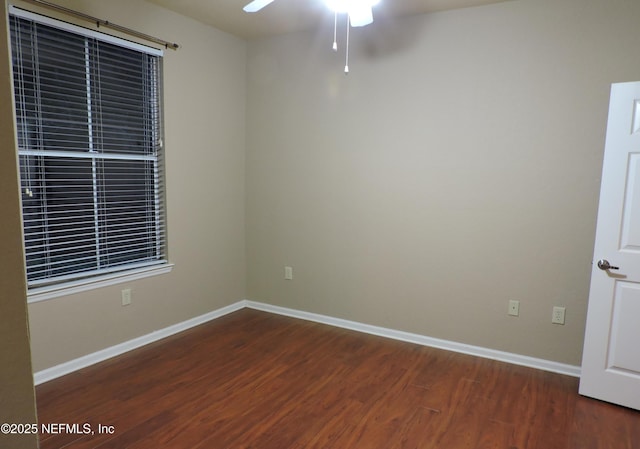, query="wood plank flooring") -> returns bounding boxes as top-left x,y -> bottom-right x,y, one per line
36,308 -> 640,449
